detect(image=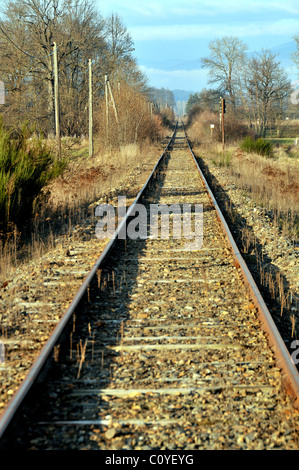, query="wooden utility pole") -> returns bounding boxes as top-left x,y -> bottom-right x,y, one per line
105,74 -> 109,139
105,74 -> 120,146
220,97 -> 226,151
53,42 -> 61,158
222,98 -> 225,151
0,81 -> 5,105
88,59 -> 93,157
107,78 -> 119,123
